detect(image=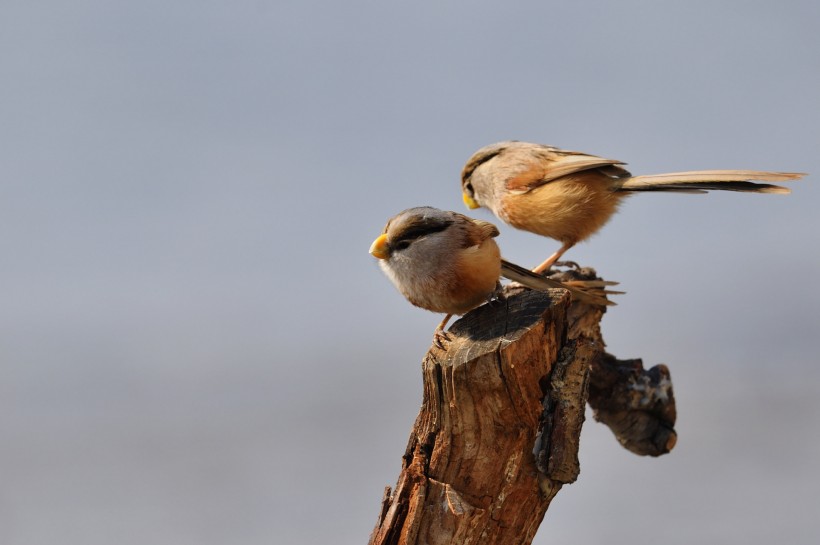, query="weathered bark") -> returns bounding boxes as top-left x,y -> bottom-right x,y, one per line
552,267 -> 678,457
369,271 -> 676,545
587,353 -> 677,456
